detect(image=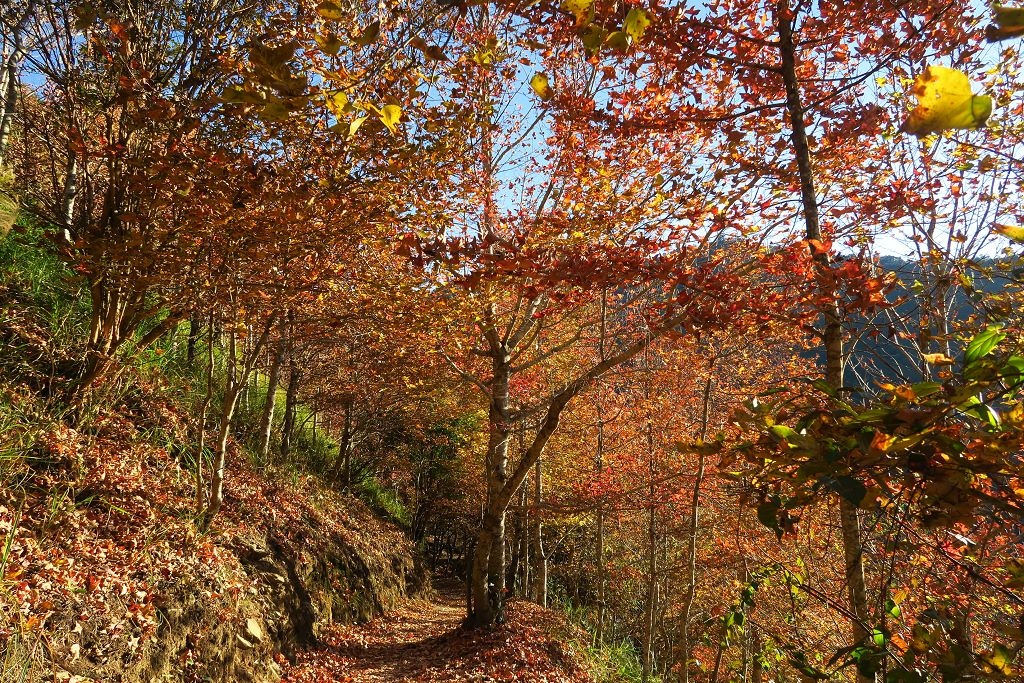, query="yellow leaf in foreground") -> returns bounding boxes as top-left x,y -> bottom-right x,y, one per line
379,105 -> 402,134
902,65 -> 992,137
316,1 -> 345,20
560,0 -> 593,23
995,223 -> 1024,243
530,73 -> 554,101
624,8 -> 651,42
